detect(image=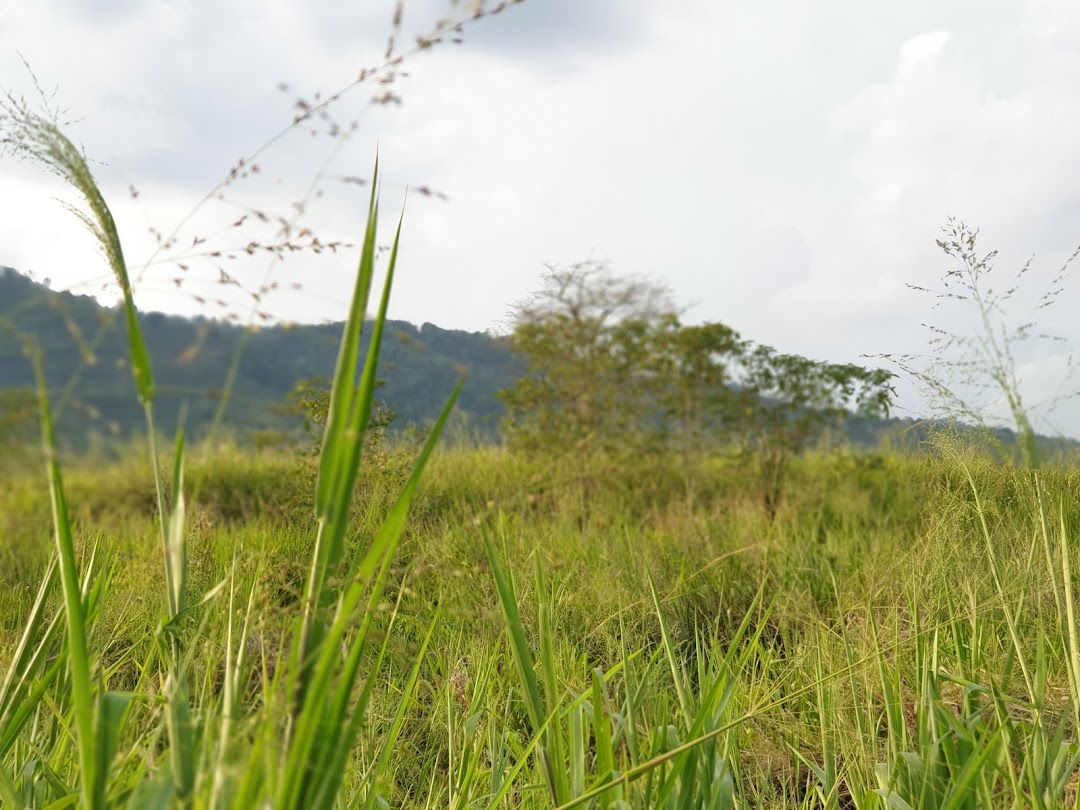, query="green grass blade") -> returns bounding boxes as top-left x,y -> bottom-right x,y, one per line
592,669 -> 615,792
306,554 -> 402,810
0,768 -> 21,810
481,529 -> 545,733
1059,503 -> 1080,728
292,162 -> 383,715
536,563 -> 569,803
369,614 -> 439,799
280,378 -> 463,807
93,691 -> 133,808
29,344 -> 97,809
647,570 -> 693,730
166,424 -> 187,624
0,558 -> 61,753
314,161 -> 380,520
276,169 -> 462,806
